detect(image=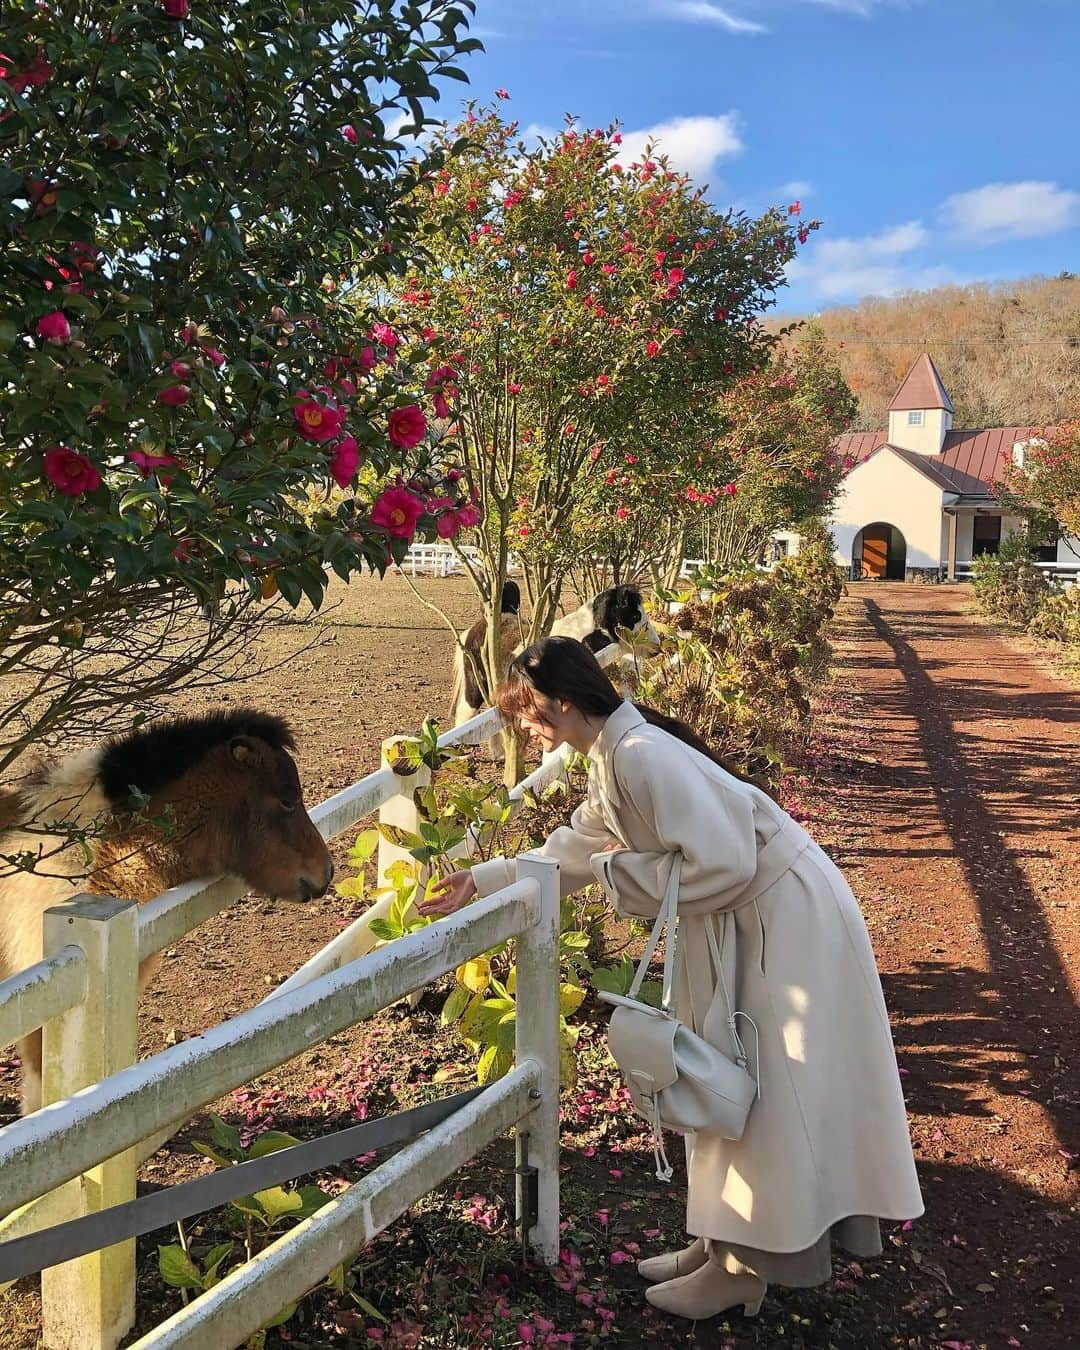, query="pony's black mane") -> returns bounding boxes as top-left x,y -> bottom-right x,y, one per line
98,709 -> 295,805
